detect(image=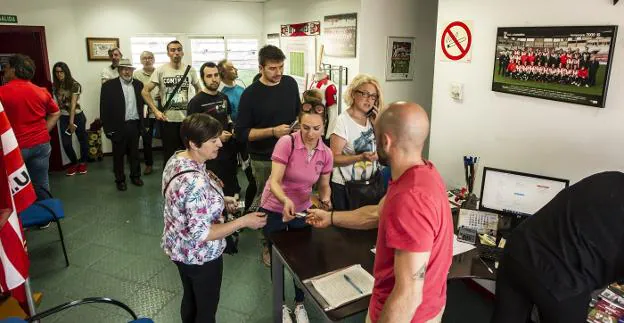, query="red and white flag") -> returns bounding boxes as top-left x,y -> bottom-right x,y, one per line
0,100 -> 36,309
